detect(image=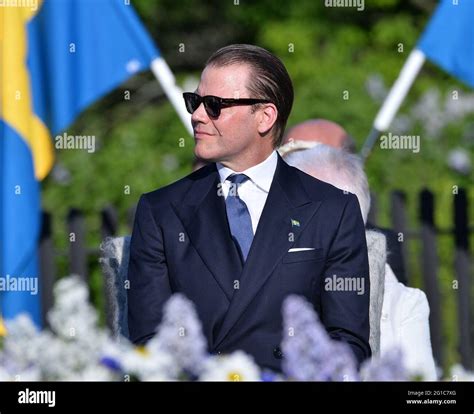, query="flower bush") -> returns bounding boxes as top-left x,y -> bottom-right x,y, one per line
0,275 -> 471,382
